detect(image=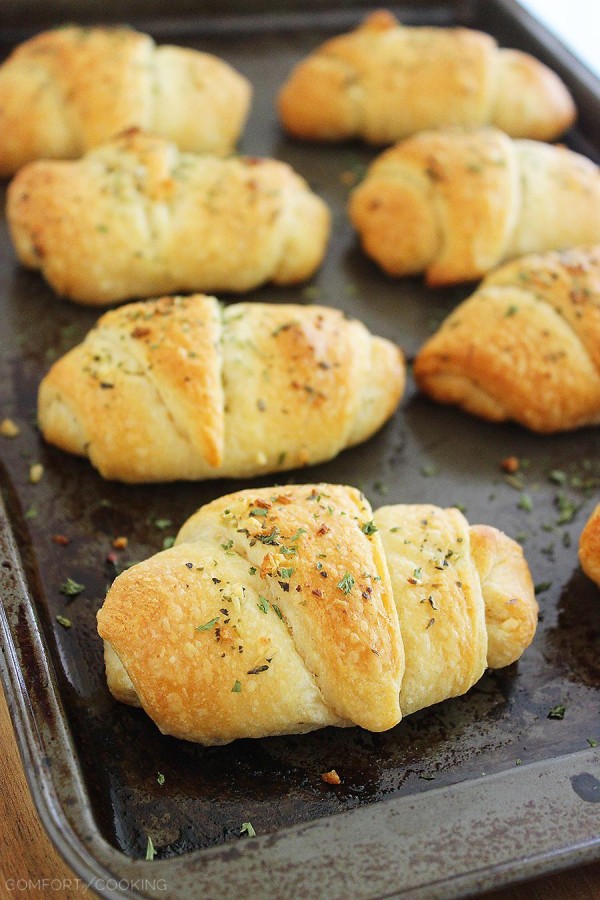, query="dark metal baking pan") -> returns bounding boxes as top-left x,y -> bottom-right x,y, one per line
1,1 -> 600,896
